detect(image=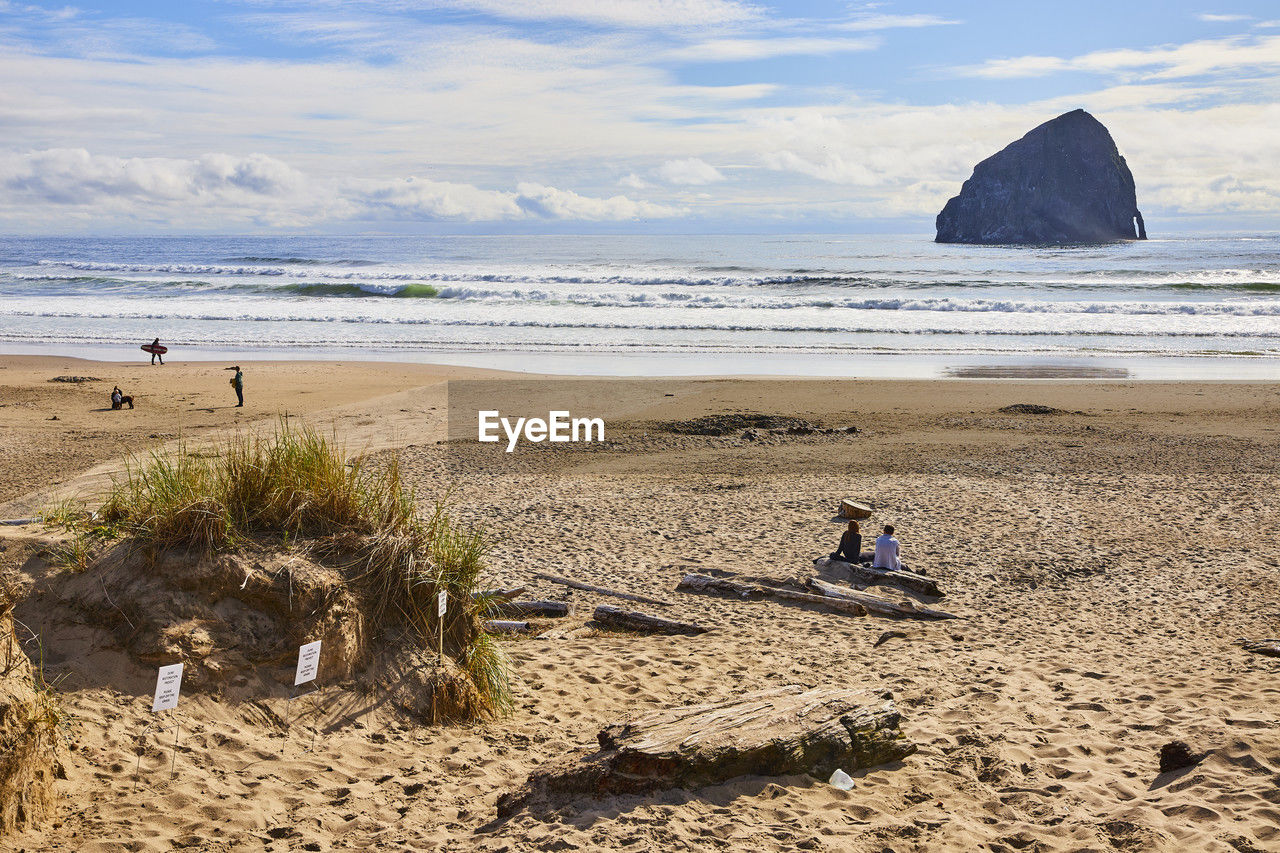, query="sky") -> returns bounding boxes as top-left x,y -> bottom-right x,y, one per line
1,0 -> 1279,234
